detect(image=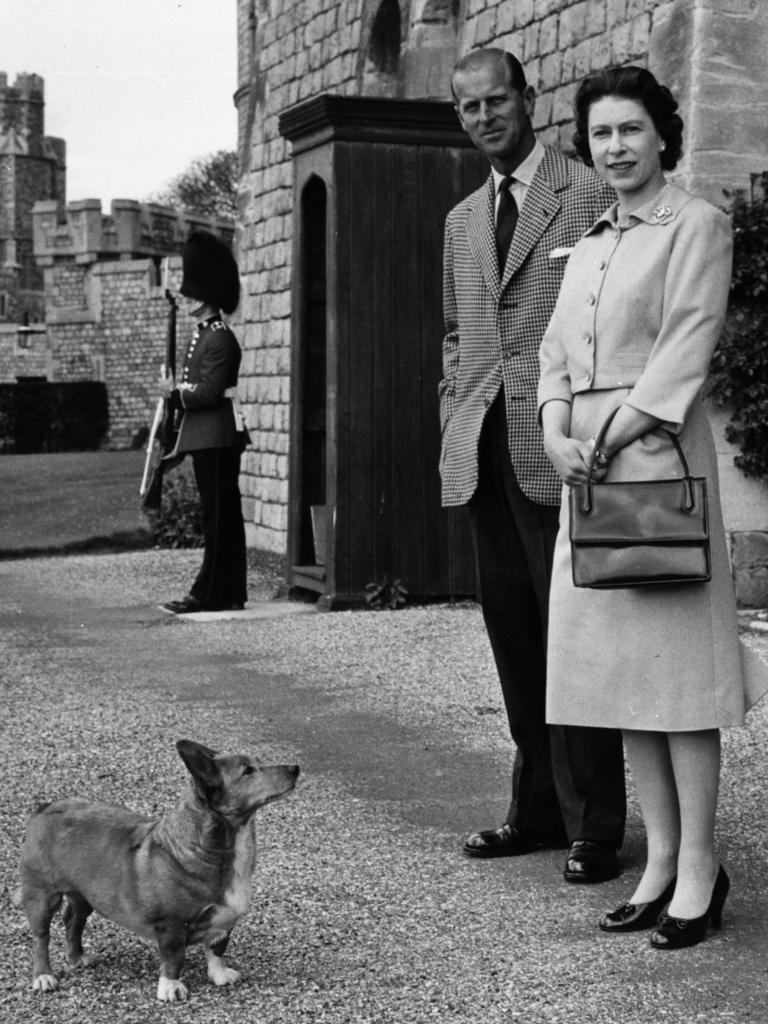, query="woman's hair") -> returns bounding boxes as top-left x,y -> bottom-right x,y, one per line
572,66 -> 683,171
